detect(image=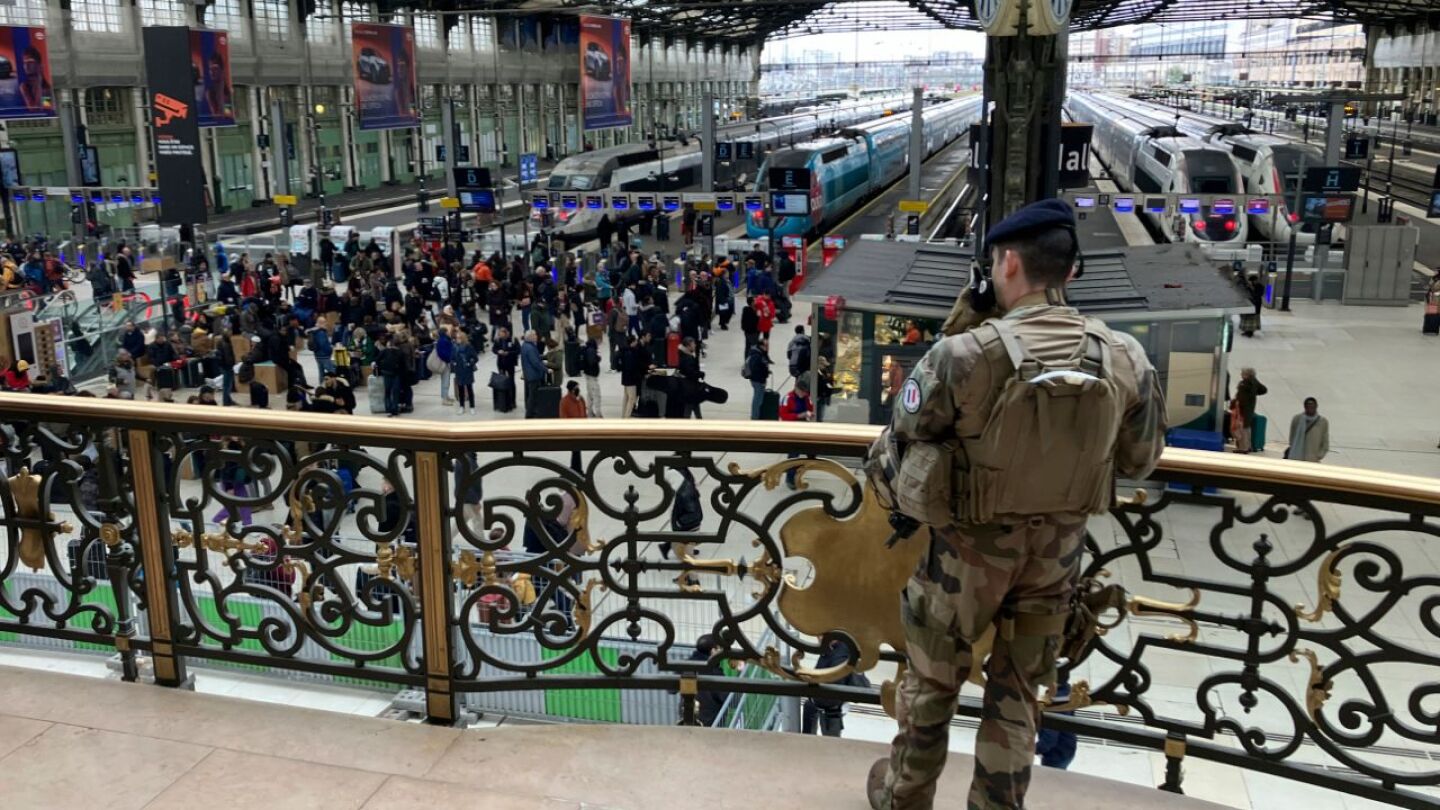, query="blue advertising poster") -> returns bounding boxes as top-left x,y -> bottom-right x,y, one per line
578,15 -> 632,132
351,23 -> 419,131
0,25 -> 56,120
